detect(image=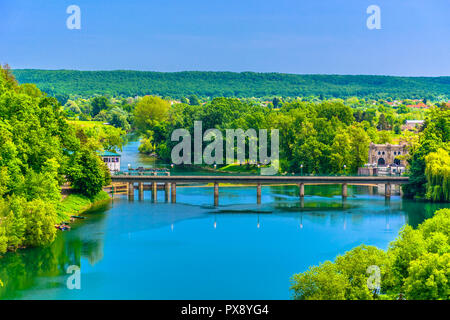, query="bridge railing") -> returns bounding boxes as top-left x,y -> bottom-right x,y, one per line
113,170 -> 406,177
